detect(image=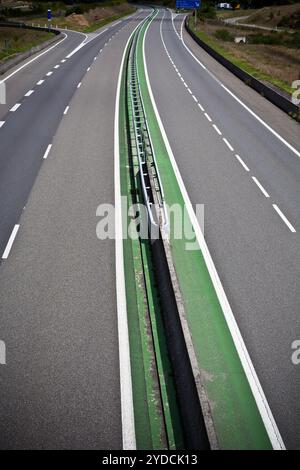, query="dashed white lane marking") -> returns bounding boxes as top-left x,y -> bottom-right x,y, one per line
37,79 -> 44,85
184,82 -> 188,88
61,59 -> 66,63
25,90 -> 34,97
198,103 -> 204,111
192,95 -> 198,103
77,82 -> 81,88
0,121 -> 5,128
235,154 -> 250,172
43,144 -> 52,160
187,88 -> 192,94
161,10 -> 286,450
252,176 -> 270,198
2,224 -> 20,259
46,71 -> 53,76
178,16 -> 299,160
100,48 -> 103,52
94,56 -> 97,61
63,106 -> 69,115
10,103 -> 21,112
54,65 -> 60,69
204,113 -> 212,122
87,67 -> 91,71
272,204 -> 296,233
223,137 -> 234,152
213,124 -> 222,135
